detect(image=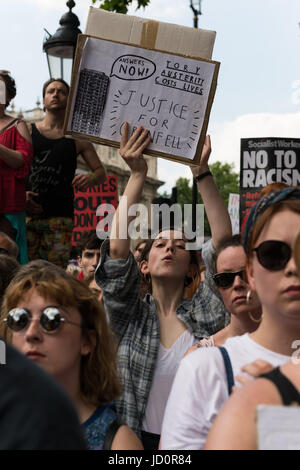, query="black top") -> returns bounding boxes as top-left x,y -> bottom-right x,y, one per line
27,124 -> 77,218
260,367 -> 300,406
0,342 -> 86,449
